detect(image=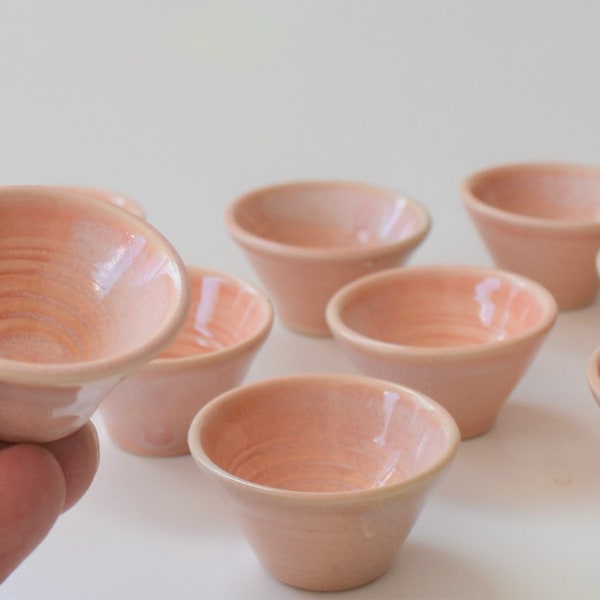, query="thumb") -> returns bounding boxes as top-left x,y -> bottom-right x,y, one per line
0,444 -> 66,583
